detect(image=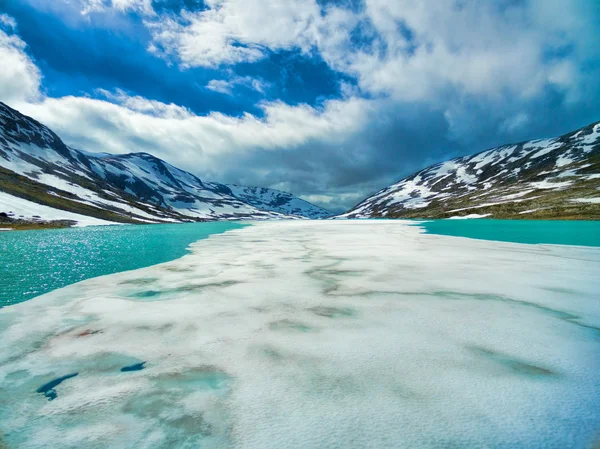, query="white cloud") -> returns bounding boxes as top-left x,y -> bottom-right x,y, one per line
0,13 -> 17,28
2,2 -> 600,209
0,26 -> 41,104
205,80 -> 232,95
141,0 -> 598,112
500,113 -> 531,135
146,0 -> 322,67
81,0 -> 155,15
14,92 -> 371,176
206,75 -> 269,95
